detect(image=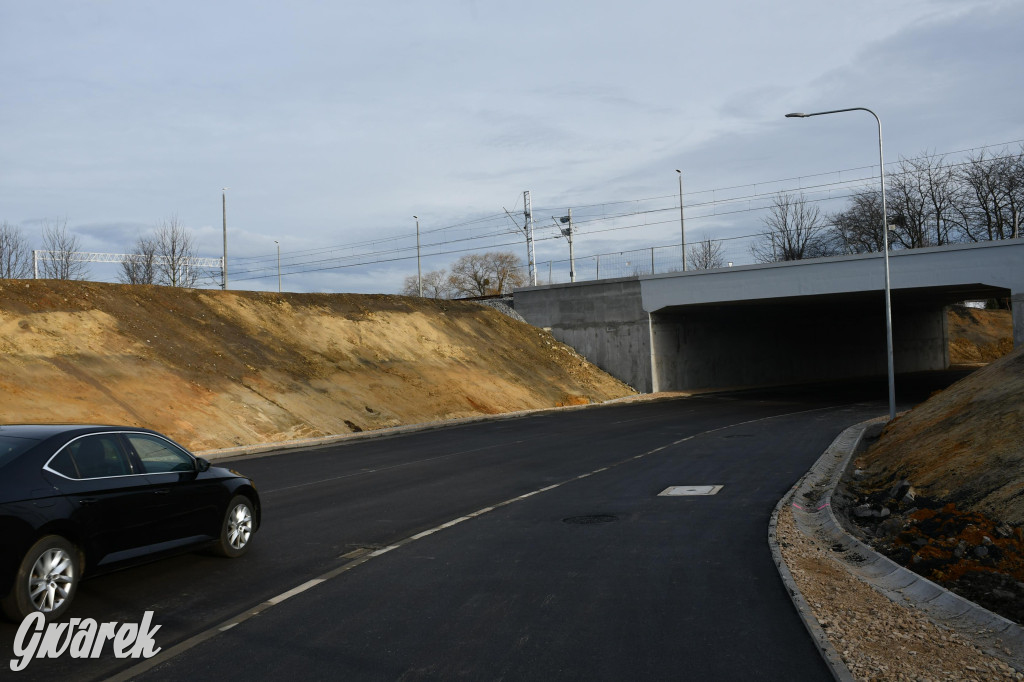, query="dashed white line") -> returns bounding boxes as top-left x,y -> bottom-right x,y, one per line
110,402 -> 851,681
